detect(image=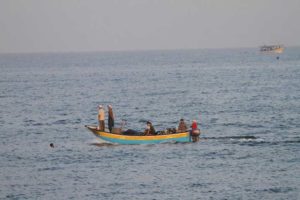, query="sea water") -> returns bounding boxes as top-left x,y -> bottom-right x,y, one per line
0,48 -> 299,199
